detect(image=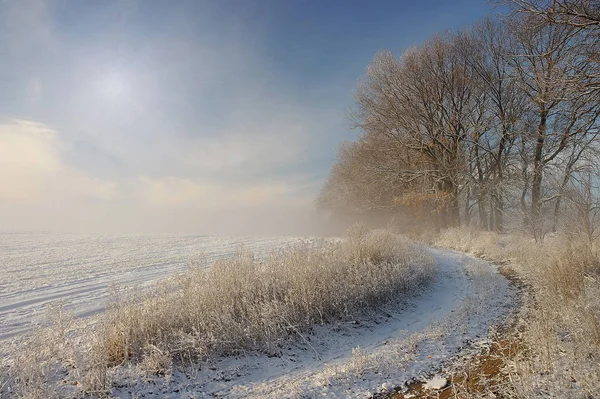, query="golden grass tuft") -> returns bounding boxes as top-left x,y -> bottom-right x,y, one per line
2,228 -> 435,398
